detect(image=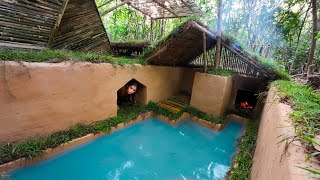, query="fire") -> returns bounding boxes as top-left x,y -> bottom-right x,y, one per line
241,102 -> 253,109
